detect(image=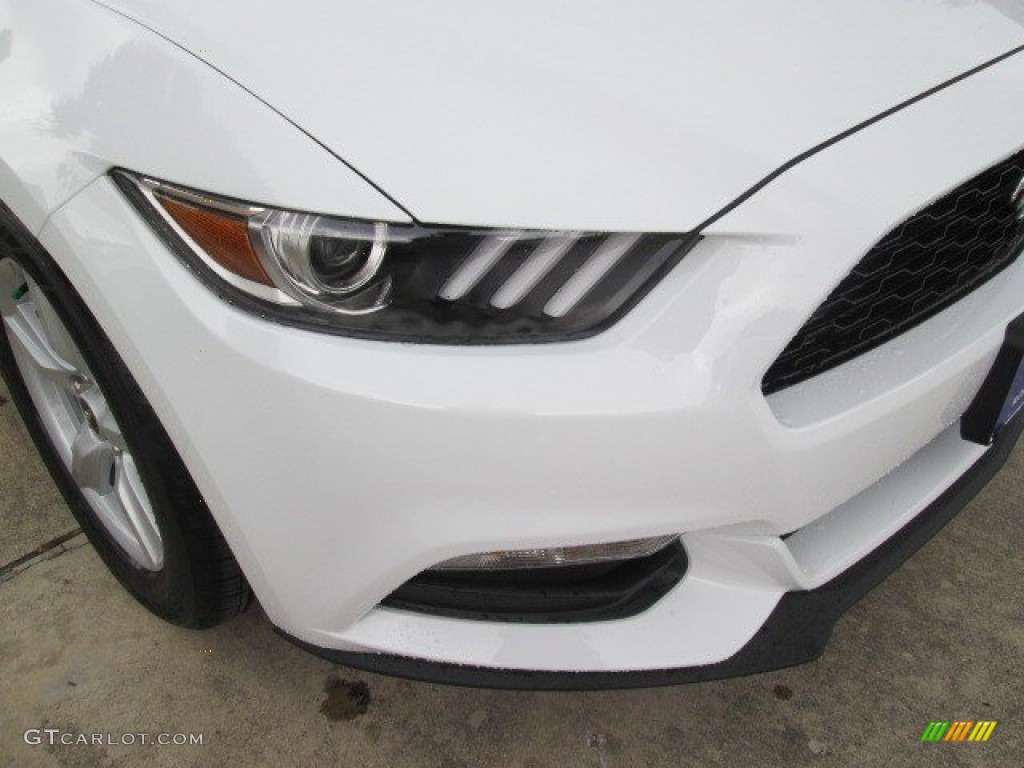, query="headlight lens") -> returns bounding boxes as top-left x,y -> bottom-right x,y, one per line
115,171 -> 699,342
253,211 -> 393,312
